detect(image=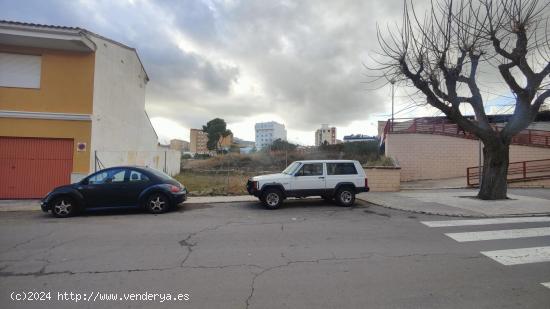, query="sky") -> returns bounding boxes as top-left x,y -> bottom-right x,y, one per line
0,0 -> 514,145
